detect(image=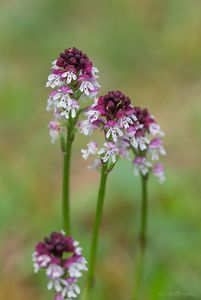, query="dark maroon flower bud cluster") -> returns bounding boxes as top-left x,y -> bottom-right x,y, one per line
134,107 -> 155,130
36,232 -> 75,257
56,47 -> 92,75
96,90 -> 132,121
